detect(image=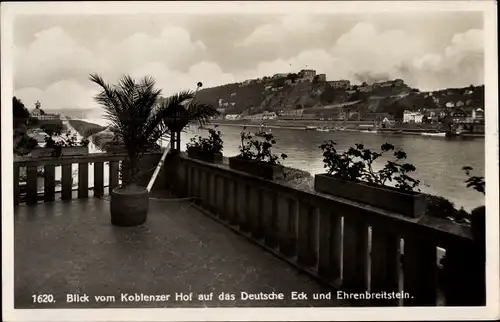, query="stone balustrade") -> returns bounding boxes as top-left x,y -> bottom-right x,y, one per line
167,153 -> 484,307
